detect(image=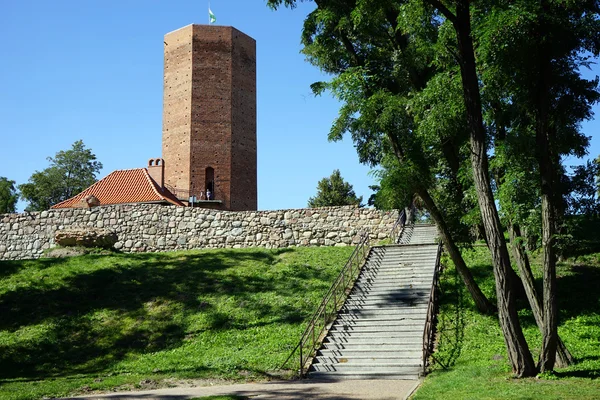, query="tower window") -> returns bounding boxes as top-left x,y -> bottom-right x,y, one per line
206,167 -> 215,199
